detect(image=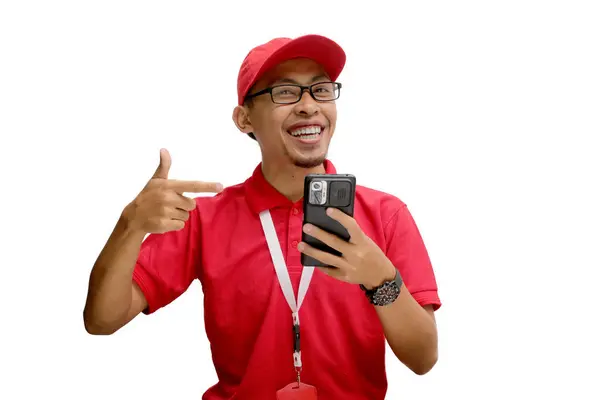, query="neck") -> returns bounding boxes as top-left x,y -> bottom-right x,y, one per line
261,160 -> 326,202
